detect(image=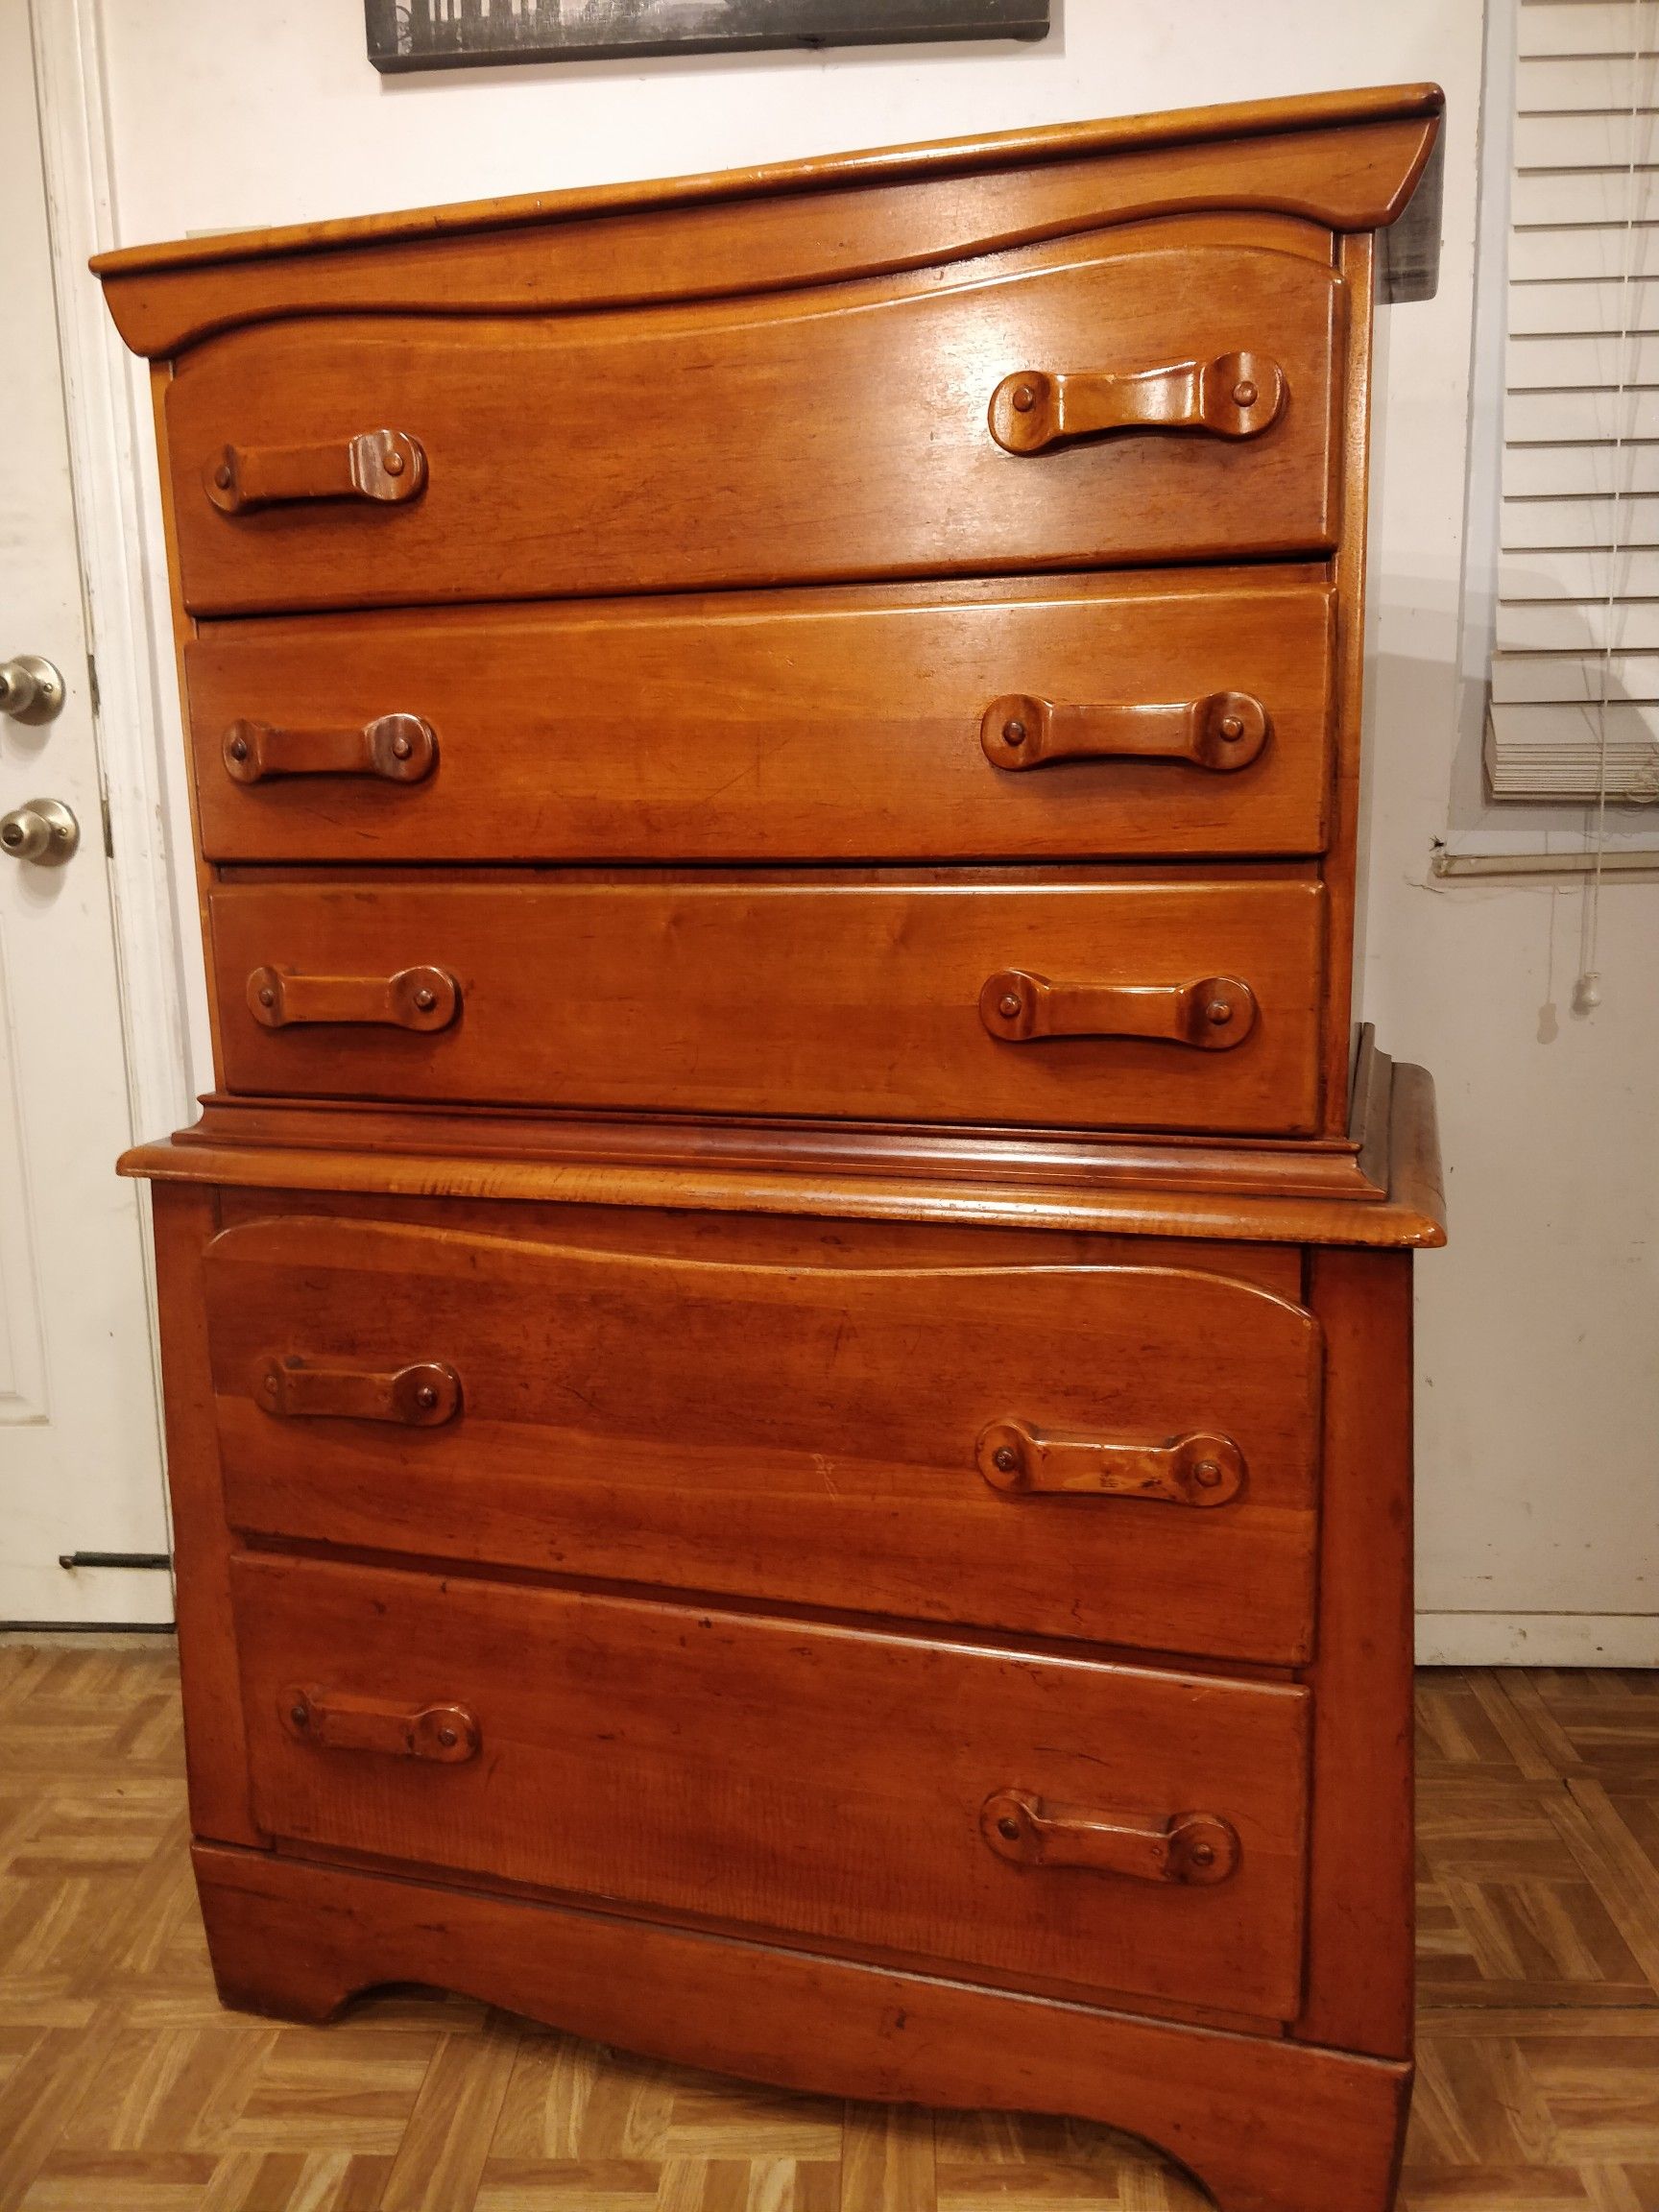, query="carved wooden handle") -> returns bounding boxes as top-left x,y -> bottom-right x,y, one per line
981,1791 -> 1239,1885
979,971 -> 1256,1048
282,1686 -> 480,1764
981,690 -> 1268,773
977,1420 -> 1244,1506
253,1356 -> 462,1427
989,351 -> 1285,454
224,714 -> 438,786
247,964 -> 459,1032
204,428 -> 426,514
